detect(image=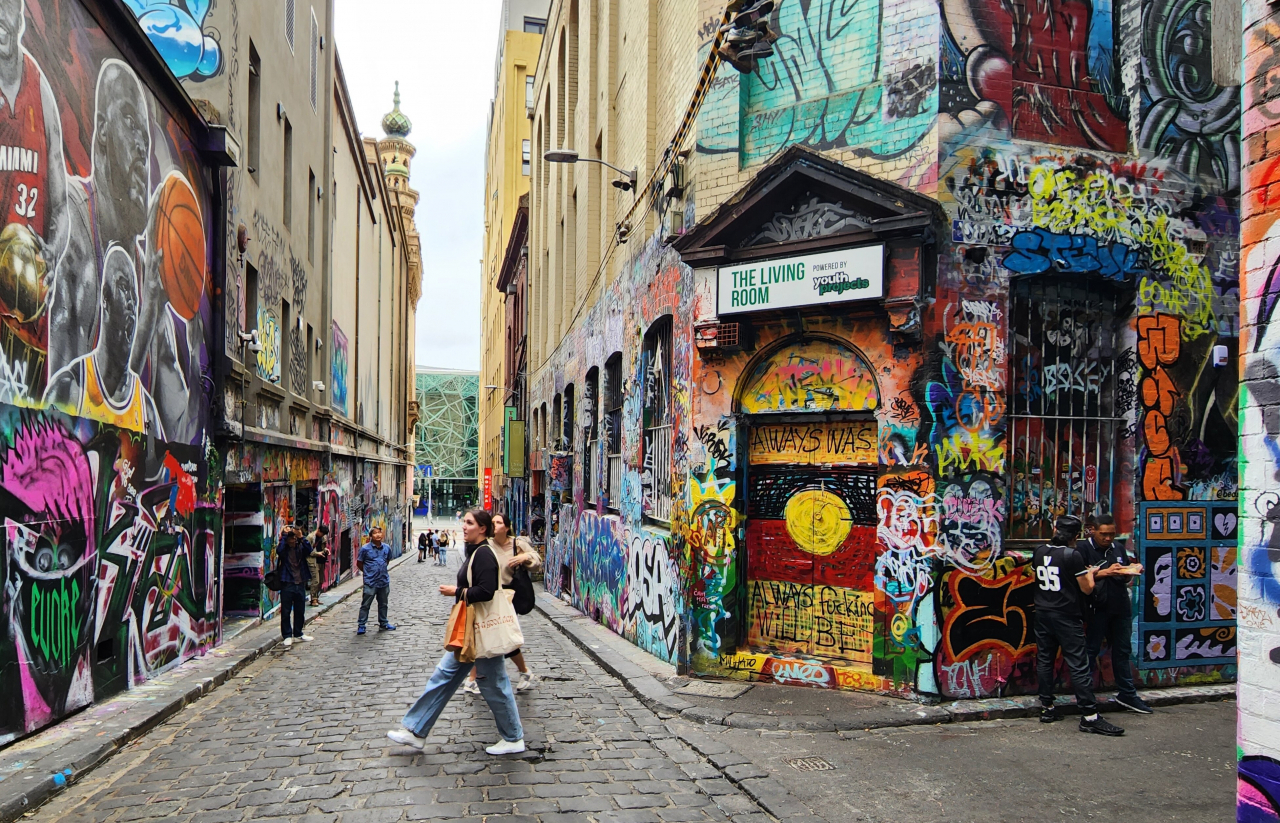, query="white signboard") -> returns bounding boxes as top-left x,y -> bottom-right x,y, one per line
717,245 -> 885,316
